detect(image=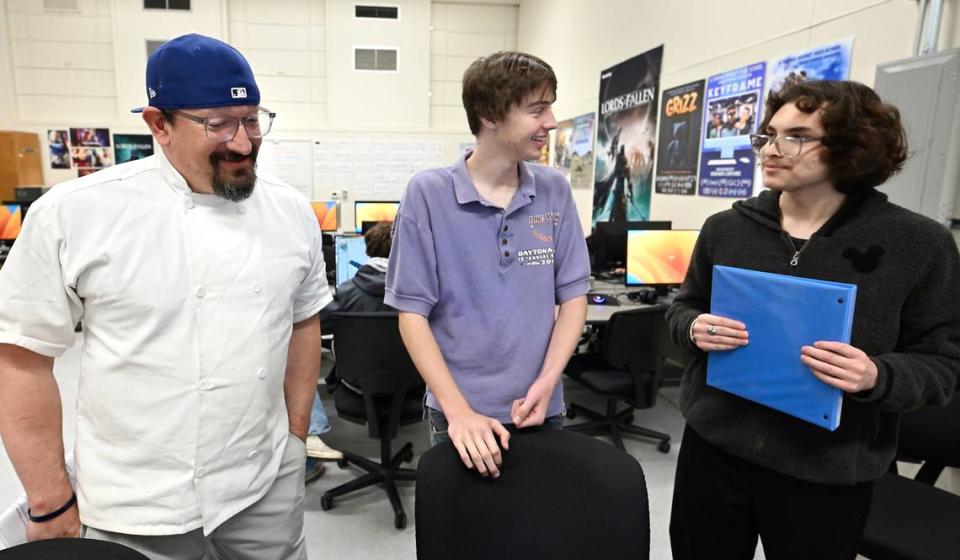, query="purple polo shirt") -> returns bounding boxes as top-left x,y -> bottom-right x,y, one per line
385,153 -> 591,423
